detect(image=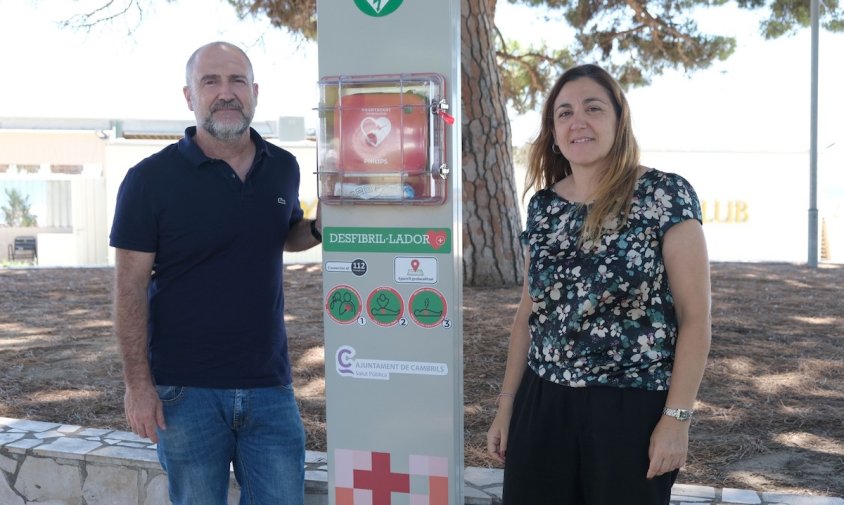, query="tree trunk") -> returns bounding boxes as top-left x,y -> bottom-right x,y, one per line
460,0 -> 524,287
